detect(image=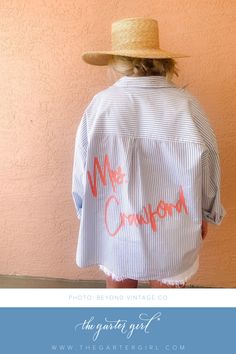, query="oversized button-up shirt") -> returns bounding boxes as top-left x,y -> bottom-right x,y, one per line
72,75 -> 226,280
